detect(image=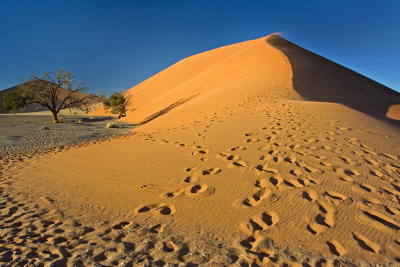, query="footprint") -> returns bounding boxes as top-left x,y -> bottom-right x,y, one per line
352,232 -> 380,253
240,211 -> 279,235
361,209 -> 400,230
391,182 -> 400,193
160,189 -> 185,198
365,158 -> 380,166
134,203 -> 176,216
231,160 -> 247,168
384,205 -> 400,216
255,164 -> 278,173
316,212 -> 335,228
362,148 -> 378,156
94,252 -> 108,262
369,169 -> 384,177
255,178 -> 269,188
240,233 -> 264,250
273,156 -> 283,163
324,191 -> 347,201
326,240 -> 346,256
297,162 -> 318,173
230,146 -> 246,151
185,165 -> 200,173
284,155 -> 297,163
246,138 -> 260,143
359,183 -> 376,193
134,203 -> 163,213
306,176 -> 321,185
380,186 -> 399,196
303,189 -> 318,202
162,241 -> 178,252
217,153 -> 238,161
308,201 -> 336,234
175,143 -> 187,148
218,153 -> 248,168
112,221 -> 130,230
334,168 -> 360,181
268,175 -> 283,186
262,211 -> 279,227
320,161 -> 332,166
289,168 -> 303,177
149,224 -> 165,234
339,176 -> 354,182
185,184 -> 215,198
363,197 -> 382,205
381,153 -> 398,160
202,167 -> 221,175
284,179 -> 304,188
339,156 -> 353,164
243,188 -> 271,206
192,149 -> 209,156
307,222 -> 328,235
